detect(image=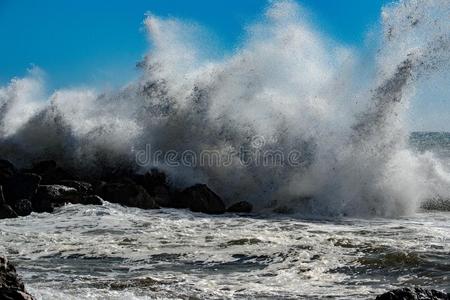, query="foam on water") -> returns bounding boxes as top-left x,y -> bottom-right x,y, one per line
0,0 -> 449,216
1,203 -> 449,299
